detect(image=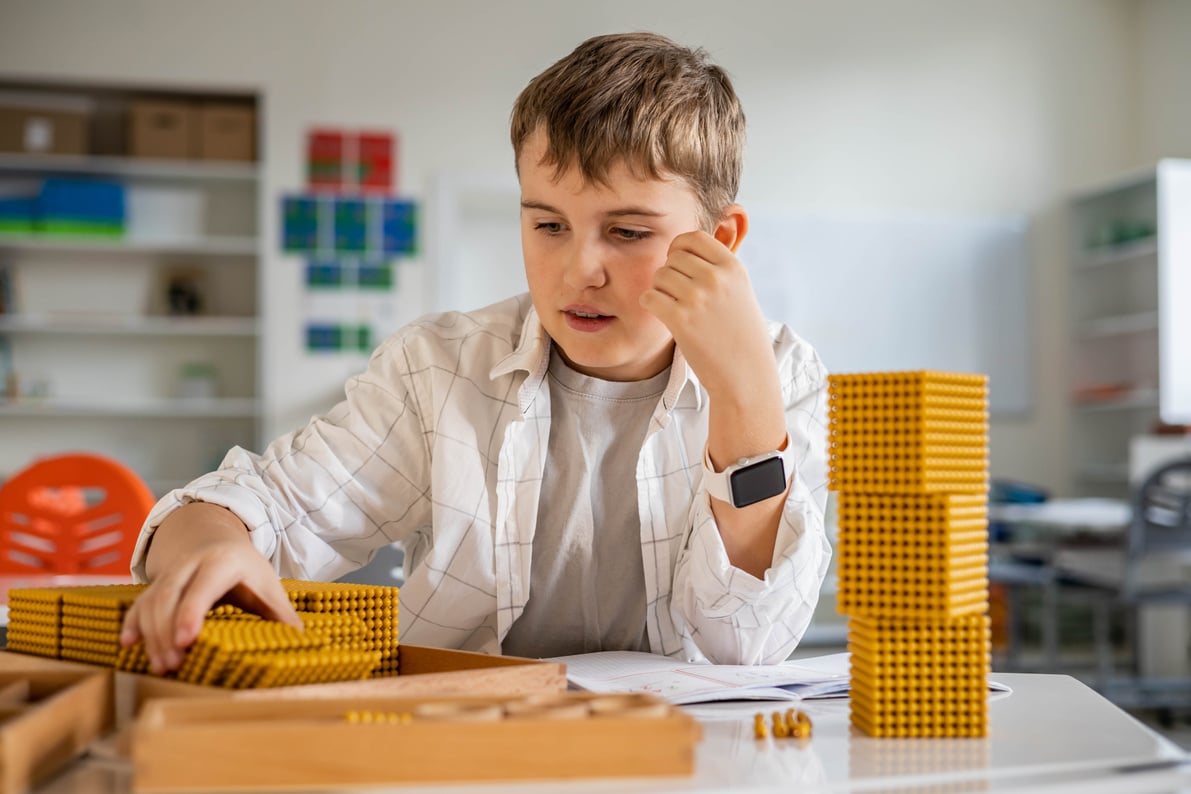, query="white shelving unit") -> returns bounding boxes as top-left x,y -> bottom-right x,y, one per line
0,152 -> 258,182
1068,159 -> 1191,497
0,314 -> 258,337
0,94 -> 262,495
0,234 -> 258,256
0,397 -> 260,418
